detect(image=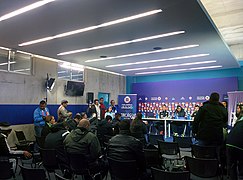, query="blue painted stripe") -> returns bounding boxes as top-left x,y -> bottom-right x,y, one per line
0,104 -> 88,125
